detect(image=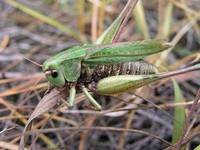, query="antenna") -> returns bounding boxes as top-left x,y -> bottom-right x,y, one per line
23,56 -> 43,67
